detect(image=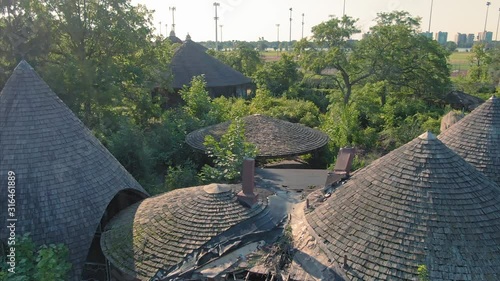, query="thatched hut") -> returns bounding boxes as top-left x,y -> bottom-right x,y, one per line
186,114 -> 329,158
306,132 -> 500,280
101,178 -> 283,280
439,96 -> 500,185
170,35 -> 254,98
0,61 -> 148,280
